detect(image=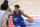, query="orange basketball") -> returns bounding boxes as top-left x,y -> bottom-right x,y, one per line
28,18 -> 34,23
